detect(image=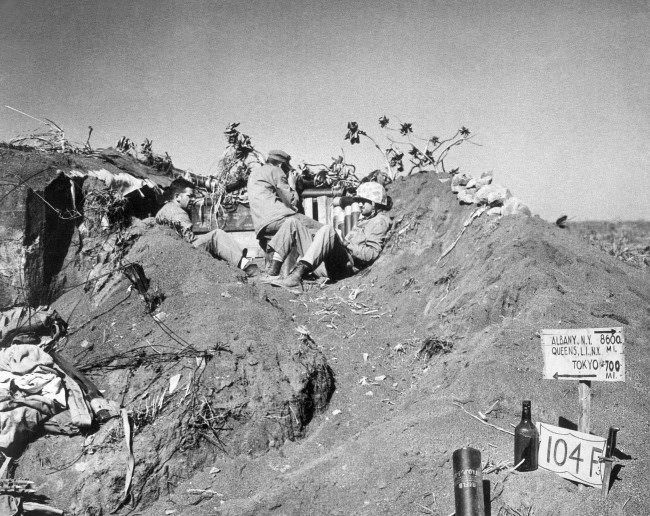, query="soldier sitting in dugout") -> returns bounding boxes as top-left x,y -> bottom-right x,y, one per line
267,181 -> 392,288
247,149 -> 323,259
155,178 -> 259,277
